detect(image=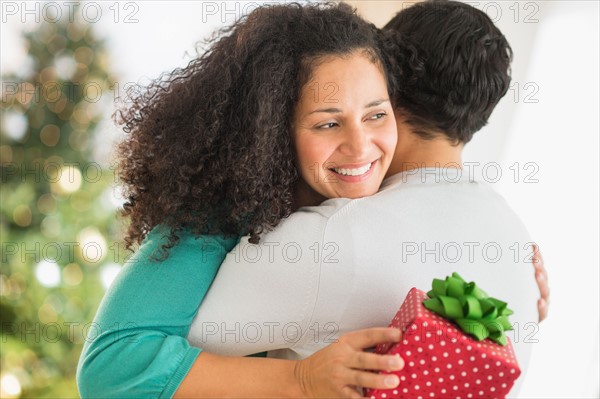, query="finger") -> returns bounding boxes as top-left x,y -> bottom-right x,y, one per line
536,271 -> 550,299
348,369 -> 400,390
341,327 -> 402,350
340,386 -> 364,399
538,298 -> 549,322
535,263 -> 549,282
350,351 -> 404,372
533,256 -> 547,278
532,244 -> 545,268
531,244 -> 550,302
